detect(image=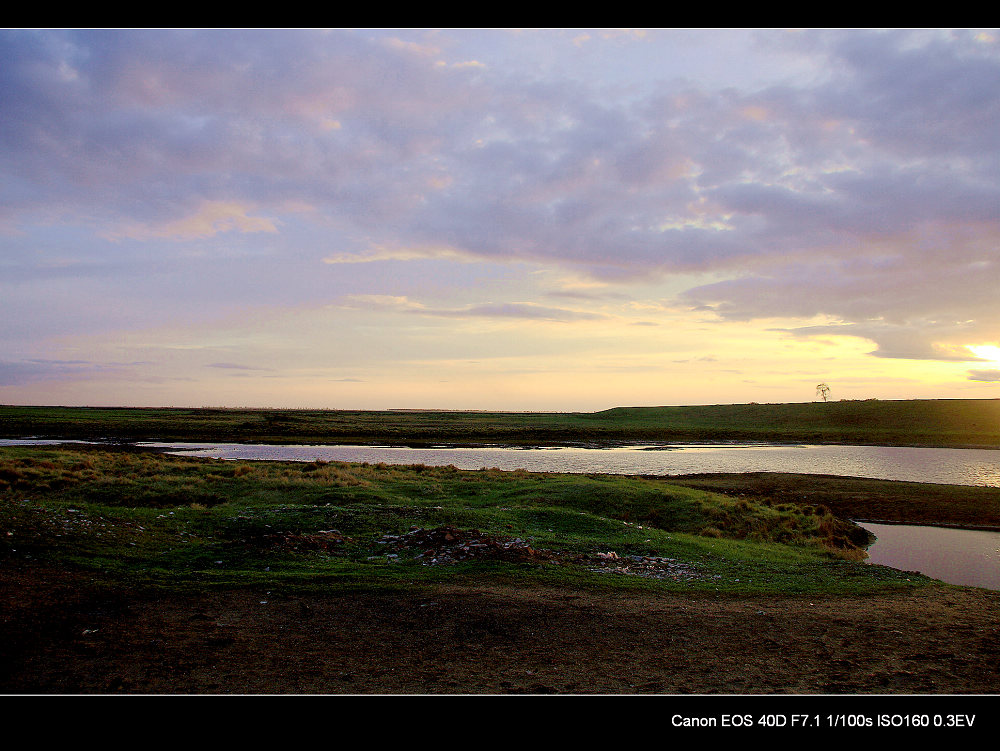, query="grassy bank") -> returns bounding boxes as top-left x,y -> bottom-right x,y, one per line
3,398 -> 1000,447
1,444 -> 949,599
8,441 -> 1000,695
666,472 -> 1000,530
